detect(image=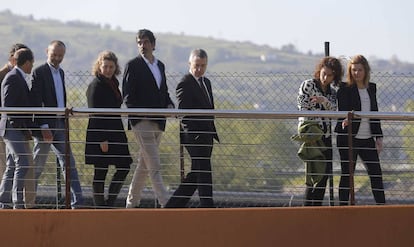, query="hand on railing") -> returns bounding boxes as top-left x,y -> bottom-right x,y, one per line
341,118 -> 348,129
